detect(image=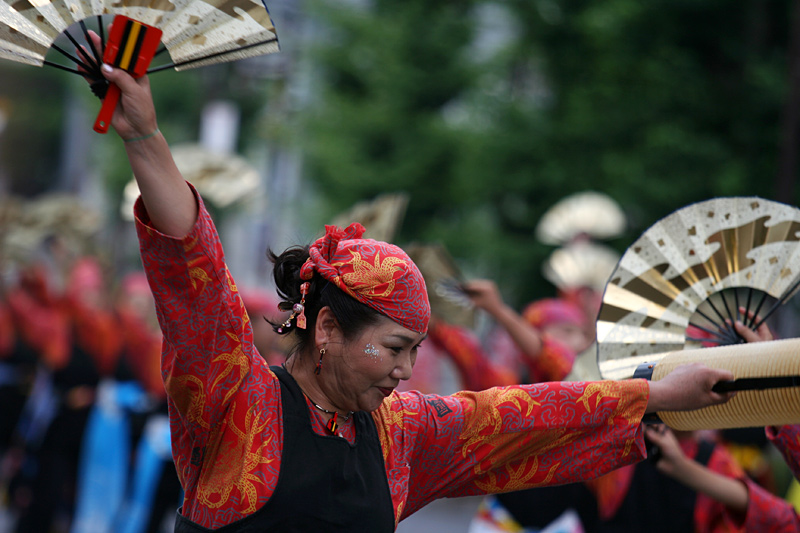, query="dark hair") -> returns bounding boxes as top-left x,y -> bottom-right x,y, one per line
268,245 -> 383,354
